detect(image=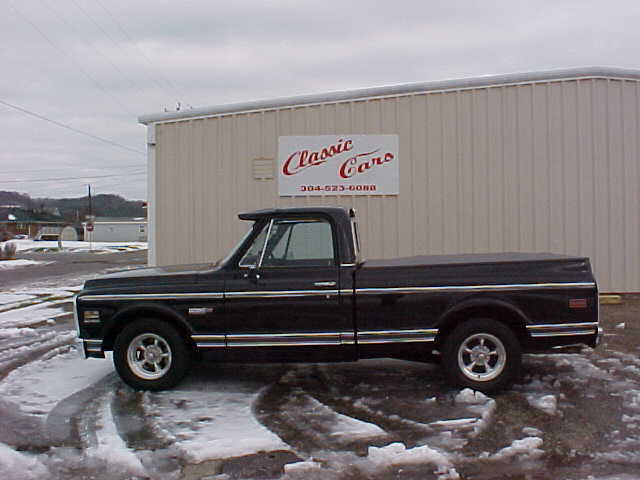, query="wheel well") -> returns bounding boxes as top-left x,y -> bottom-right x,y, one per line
435,305 -> 528,349
103,308 -> 196,353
